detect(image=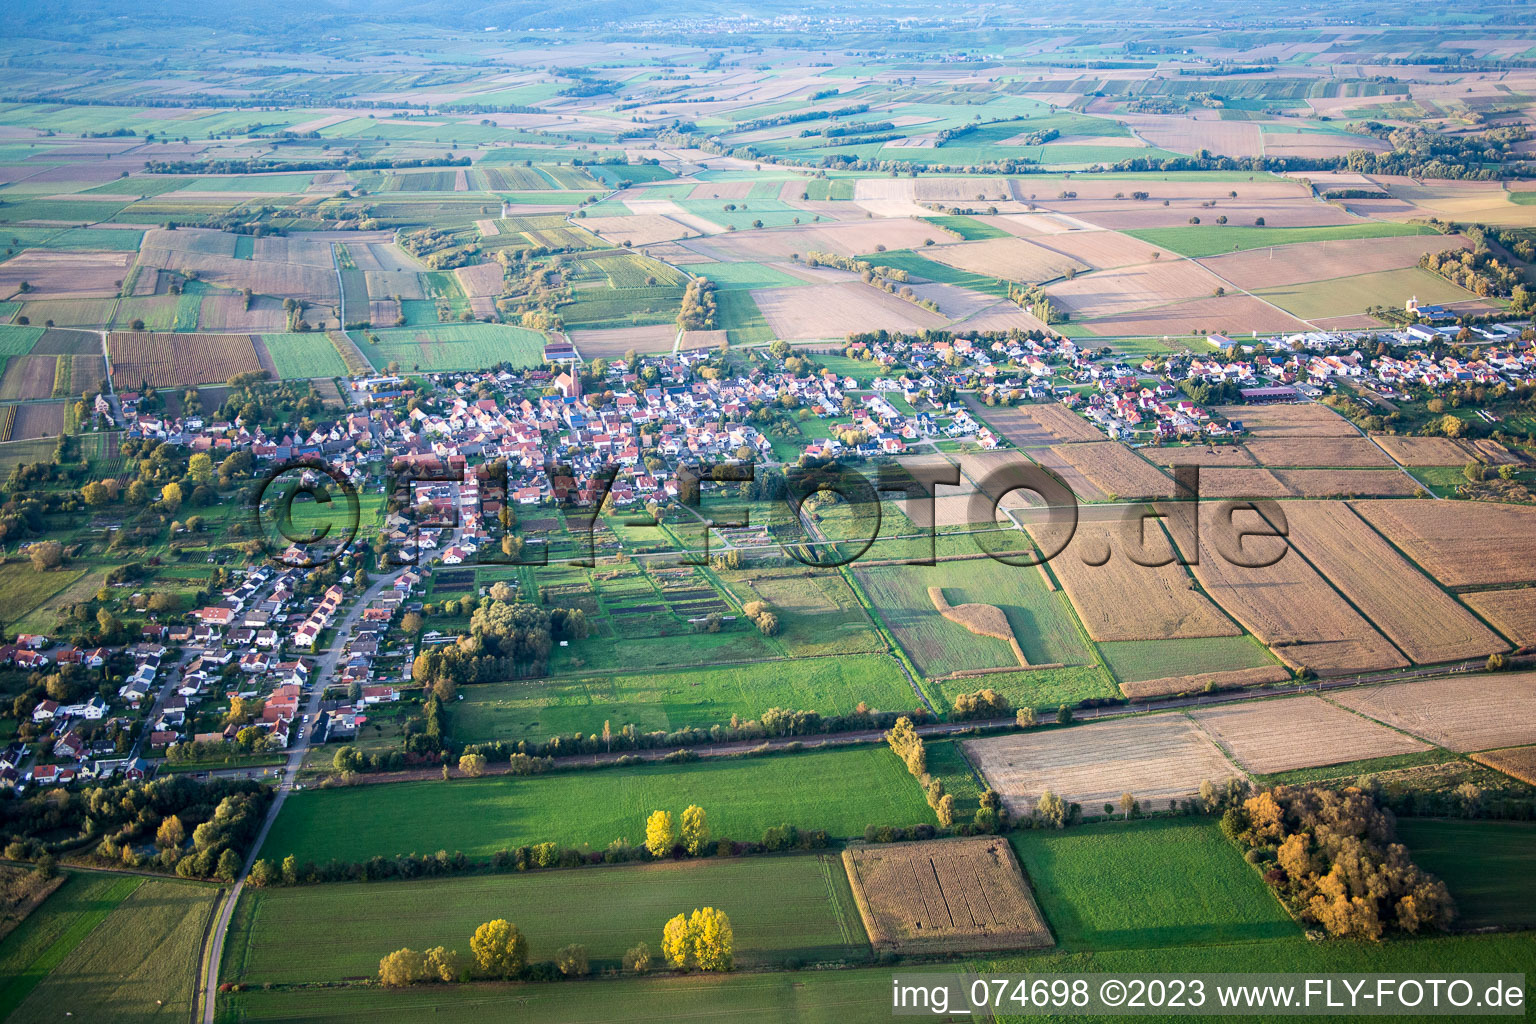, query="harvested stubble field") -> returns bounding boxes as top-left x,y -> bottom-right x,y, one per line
1243,437 -> 1393,468
842,837 -> 1052,954
965,714 -> 1240,817
1372,435 -> 1477,467
1281,501 -> 1504,664
1211,403 -> 1356,436
1027,520 -> 1240,643
968,399 -> 1103,446
1119,665 -> 1291,700
750,281 -> 946,339
923,236 -> 1086,282
1353,500 -> 1536,588
0,355 -> 57,401
1028,229 -> 1175,269
1187,503 -> 1407,676
1470,746 -> 1536,787
568,323 -> 676,357
1078,294 -> 1309,338
0,249 -> 133,299
1195,466 -> 1292,498
1148,444 -> 1257,467
1329,673 -> 1536,752
1460,589 -> 1536,647
108,331 -> 263,388
1190,695 -> 1430,775
1044,259 -> 1228,319
1270,469 -> 1421,497
1050,442 -> 1174,500
1196,233 -> 1471,290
